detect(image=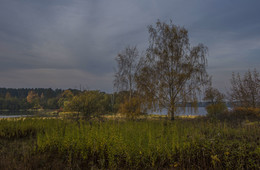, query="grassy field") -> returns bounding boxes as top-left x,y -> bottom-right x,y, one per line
0,116 -> 259,169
